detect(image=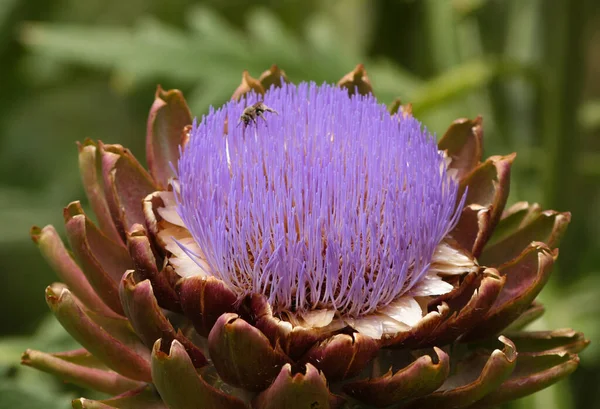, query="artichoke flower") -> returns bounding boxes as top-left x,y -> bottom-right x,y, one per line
22,64 -> 588,409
